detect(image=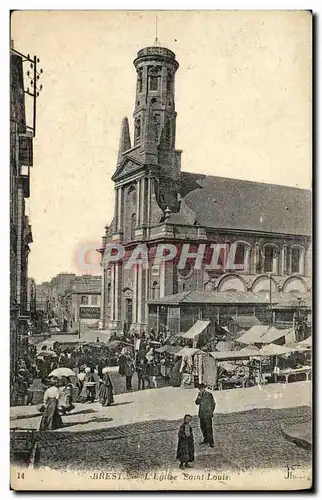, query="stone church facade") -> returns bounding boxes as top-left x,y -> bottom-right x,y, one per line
99,44 -> 311,334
